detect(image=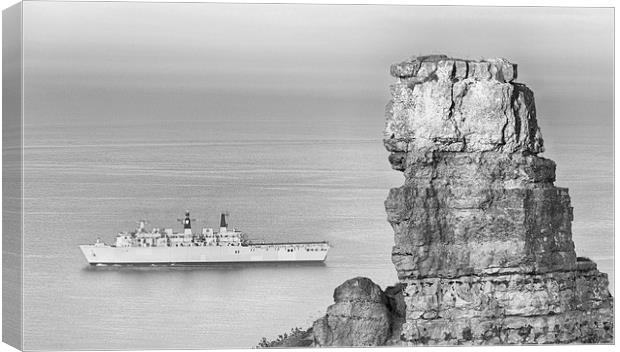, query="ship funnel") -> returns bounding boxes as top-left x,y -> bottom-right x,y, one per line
220,213 -> 228,228
177,211 -> 195,235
